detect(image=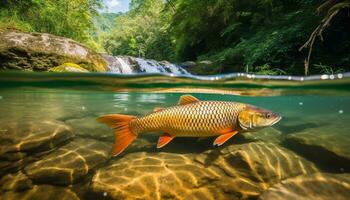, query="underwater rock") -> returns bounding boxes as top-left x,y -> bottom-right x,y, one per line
91,141 -> 317,200
65,116 -> 113,141
1,185 -> 80,200
24,138 -> 111,185
0,171 -> 33,192
91,152 -> 229,200
259,173 -> 350,200
0,30 -> 107,72
48,63 -> 89,72
195,141 -> 319,199
0,120 -> 73,156
283,123 -> 350,172
0,120 -> 74,174
242,127 -> 282,144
